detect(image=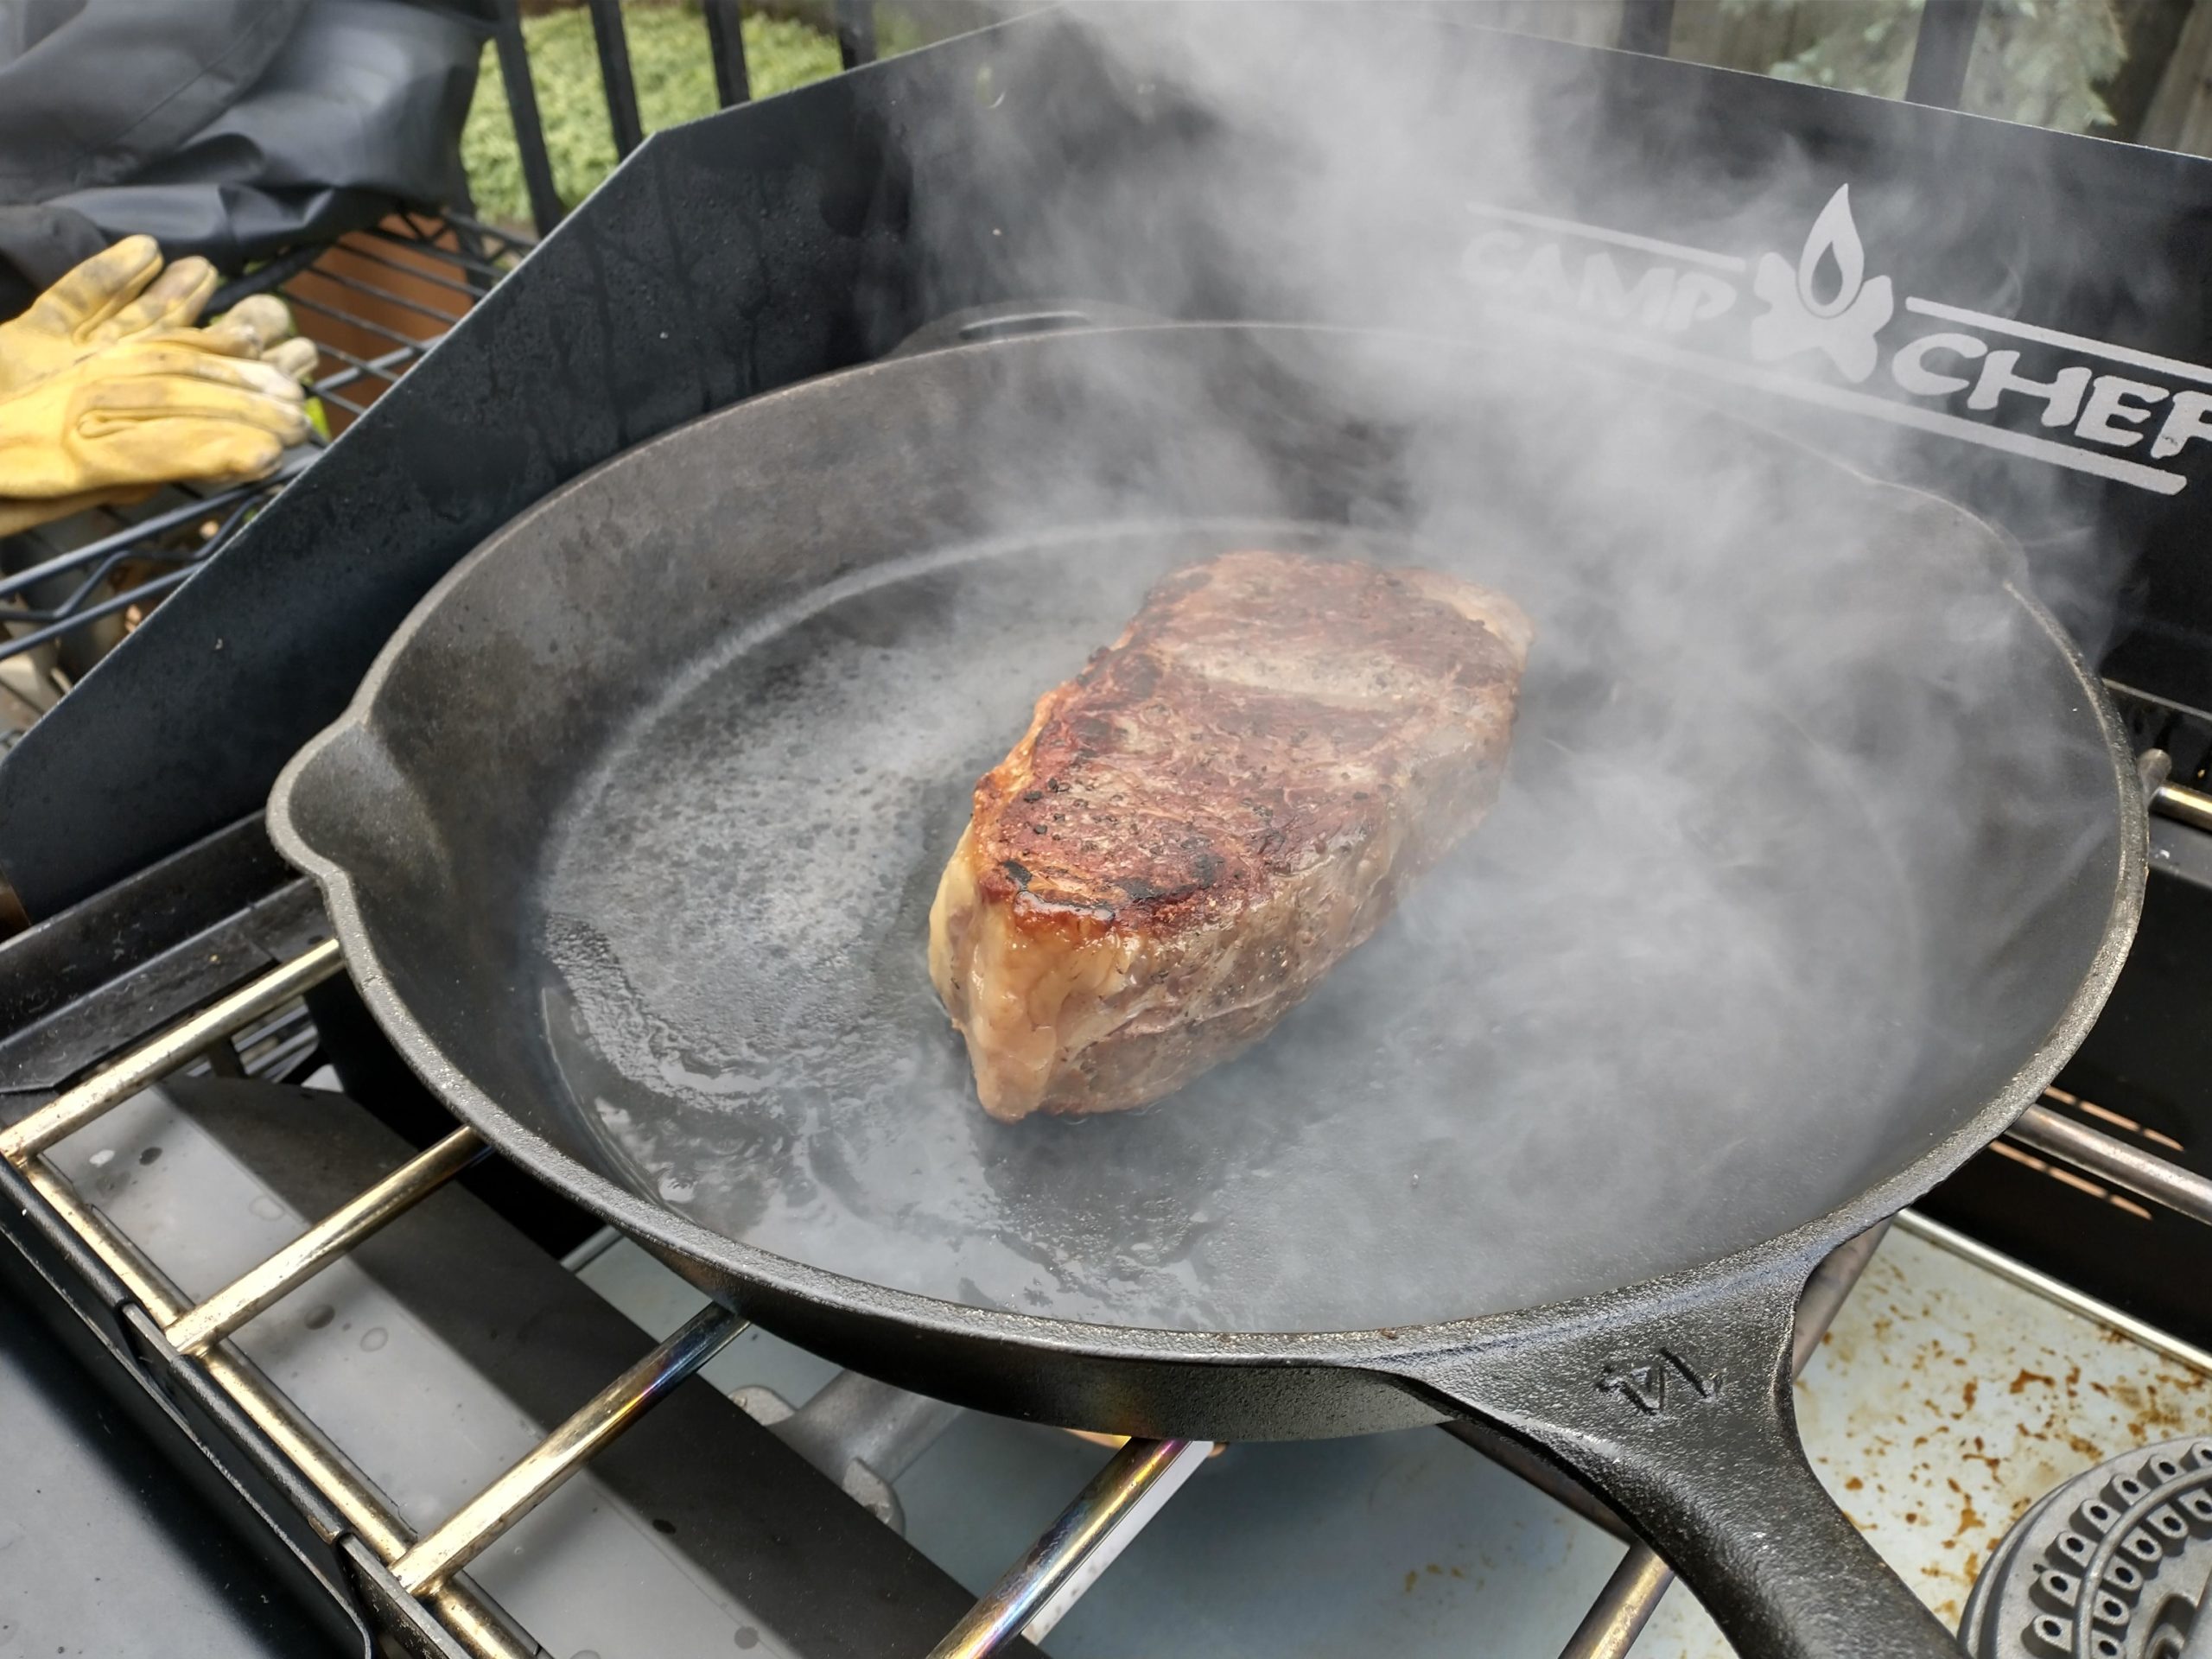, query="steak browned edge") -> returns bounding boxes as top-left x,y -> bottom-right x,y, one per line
928,549 -> 1532,1121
